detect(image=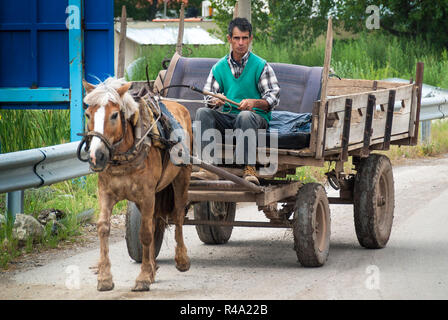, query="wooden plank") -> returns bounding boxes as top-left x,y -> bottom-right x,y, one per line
255,182 -> 302,206
315,17 -> 333,159
408,84 -> 418,138
326,84 -> 413,113
275,155 -> 324,167
340,99 -> 352,161
309,101 -> 320,154
327,78 -> 406,96
411,62 -> 424,145
180,219 -> 293,228
383,90 -> 396,149
189,180 -> 250,191
334,132 -> 410,156
188,190 -> 256,203
324,110 -> 411,150
362,95 -> 376,156
219,165 -> 297,179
